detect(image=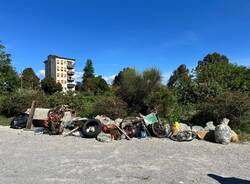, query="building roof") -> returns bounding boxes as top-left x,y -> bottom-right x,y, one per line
45,55 -> 76,63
